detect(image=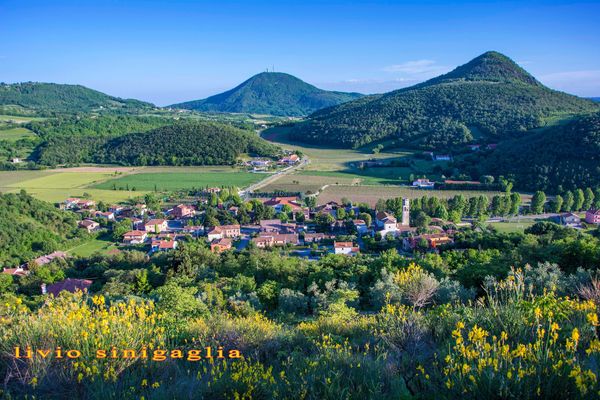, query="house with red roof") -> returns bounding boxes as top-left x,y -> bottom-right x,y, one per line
211,238 -> 232,253
585,209 -> 600,224
144,219 -> 168,233
206,224 -> 241,241
263,197 -> 303,213
123,230 -> 148,245
333,241 -> 360,255
172,204 -> 195,218
79,219 -> 99,232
